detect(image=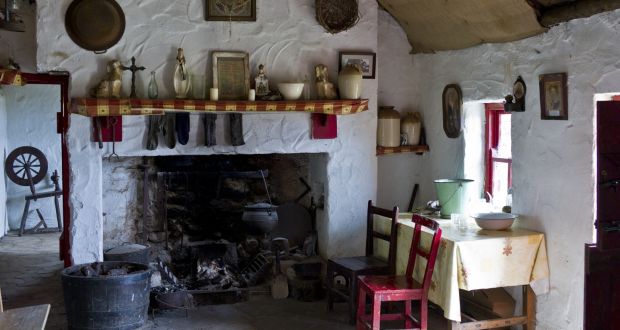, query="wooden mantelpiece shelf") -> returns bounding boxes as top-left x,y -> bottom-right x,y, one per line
376,145 -> 430,156
71,98 -> 369,117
